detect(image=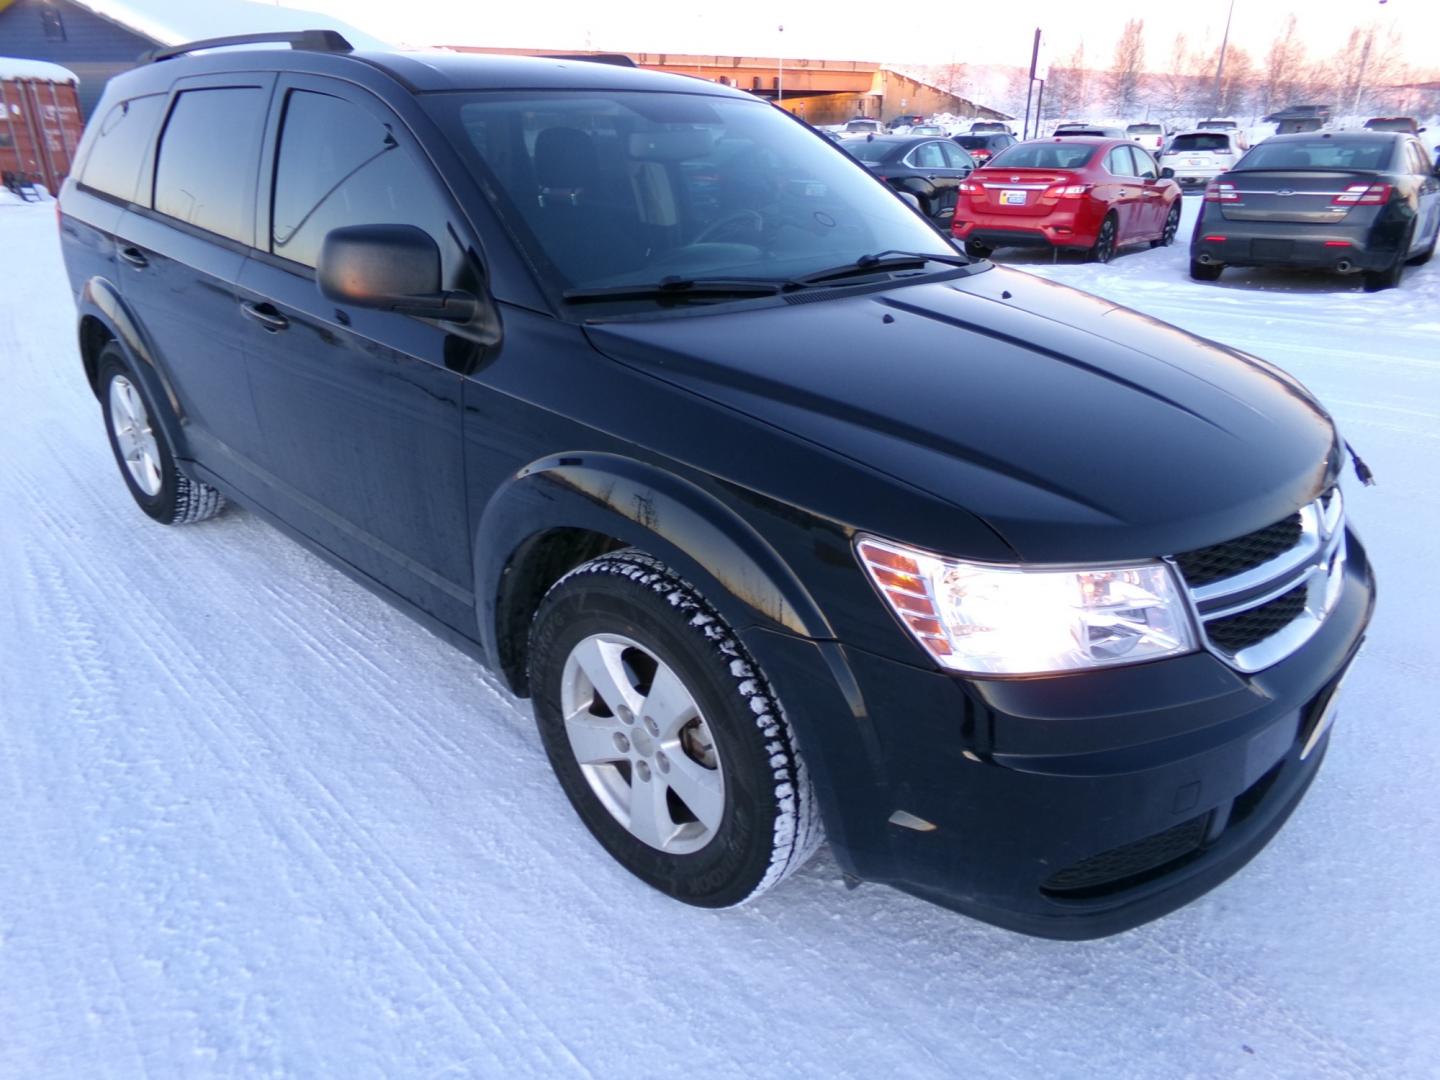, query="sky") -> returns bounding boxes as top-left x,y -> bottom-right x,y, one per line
295,0 -> 1440,72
